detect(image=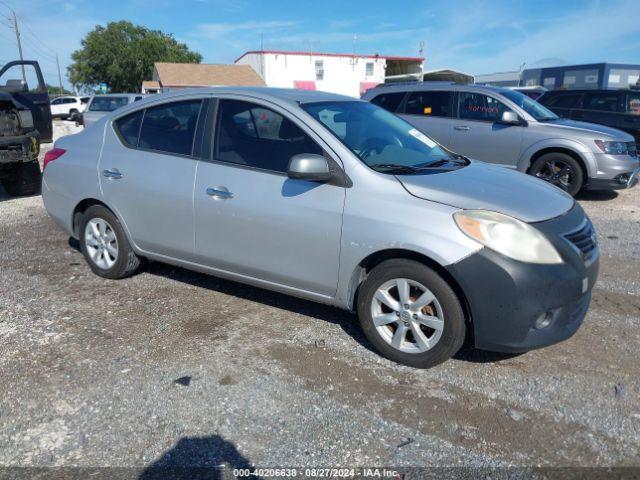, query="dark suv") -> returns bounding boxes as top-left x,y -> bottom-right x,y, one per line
539,89 -> 640,143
